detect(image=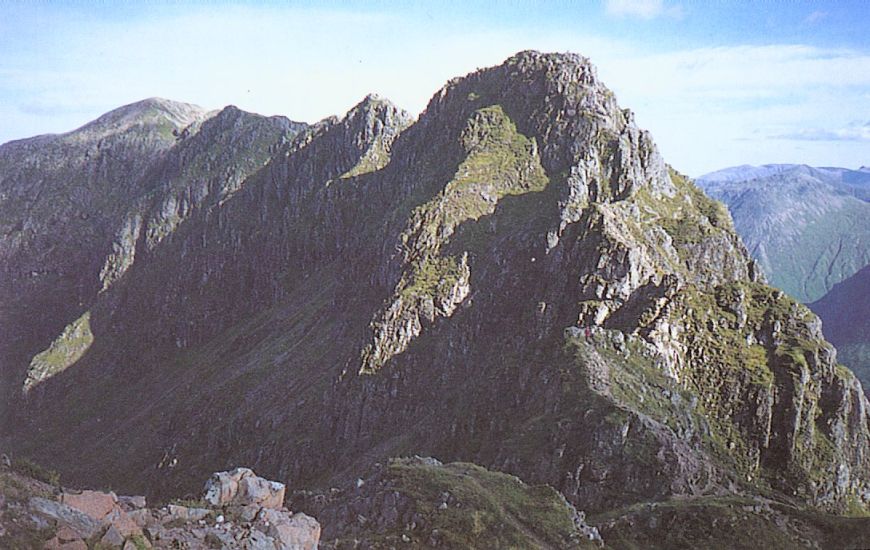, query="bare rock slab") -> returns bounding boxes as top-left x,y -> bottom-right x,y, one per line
203,467 -> 286,509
